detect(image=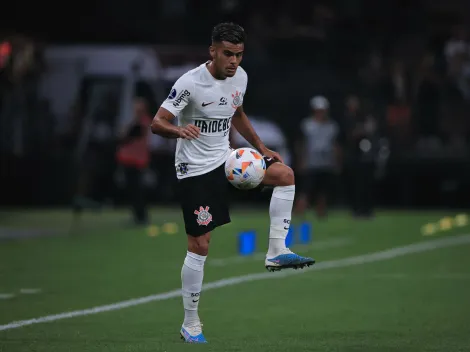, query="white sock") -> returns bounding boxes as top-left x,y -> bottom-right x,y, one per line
181,251 -> 206,326
267,185 -> 295,257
